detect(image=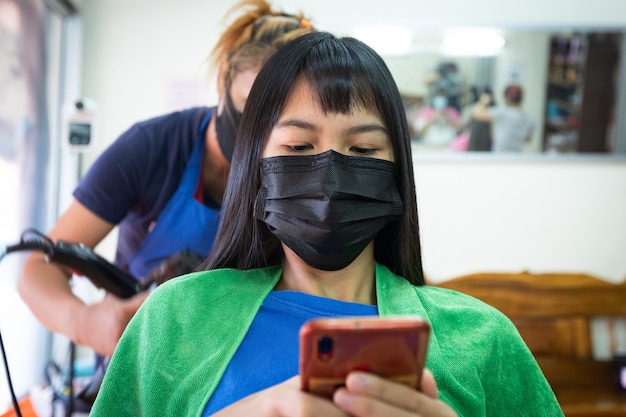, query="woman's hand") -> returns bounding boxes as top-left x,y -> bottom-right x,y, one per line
73,291 -> 150,357
332,369 -> 458,417
212,376 -> 350,417
212,371 -> 457,417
